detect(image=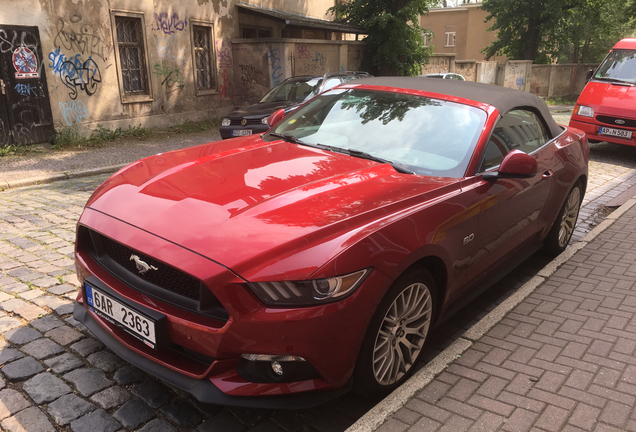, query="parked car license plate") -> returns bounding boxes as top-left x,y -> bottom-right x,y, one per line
232,129 -> 252,136
85,283 -> 157,348
599,126 -> 633,139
